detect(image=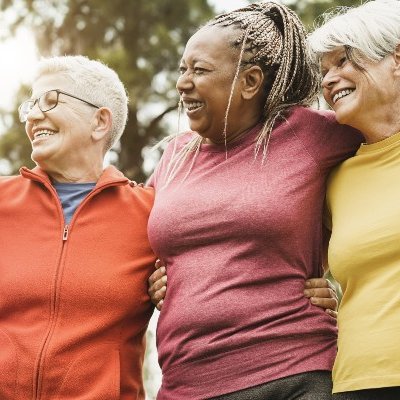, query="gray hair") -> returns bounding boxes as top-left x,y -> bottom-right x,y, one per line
309,0 -> 400,65
34,55 -> 128,151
